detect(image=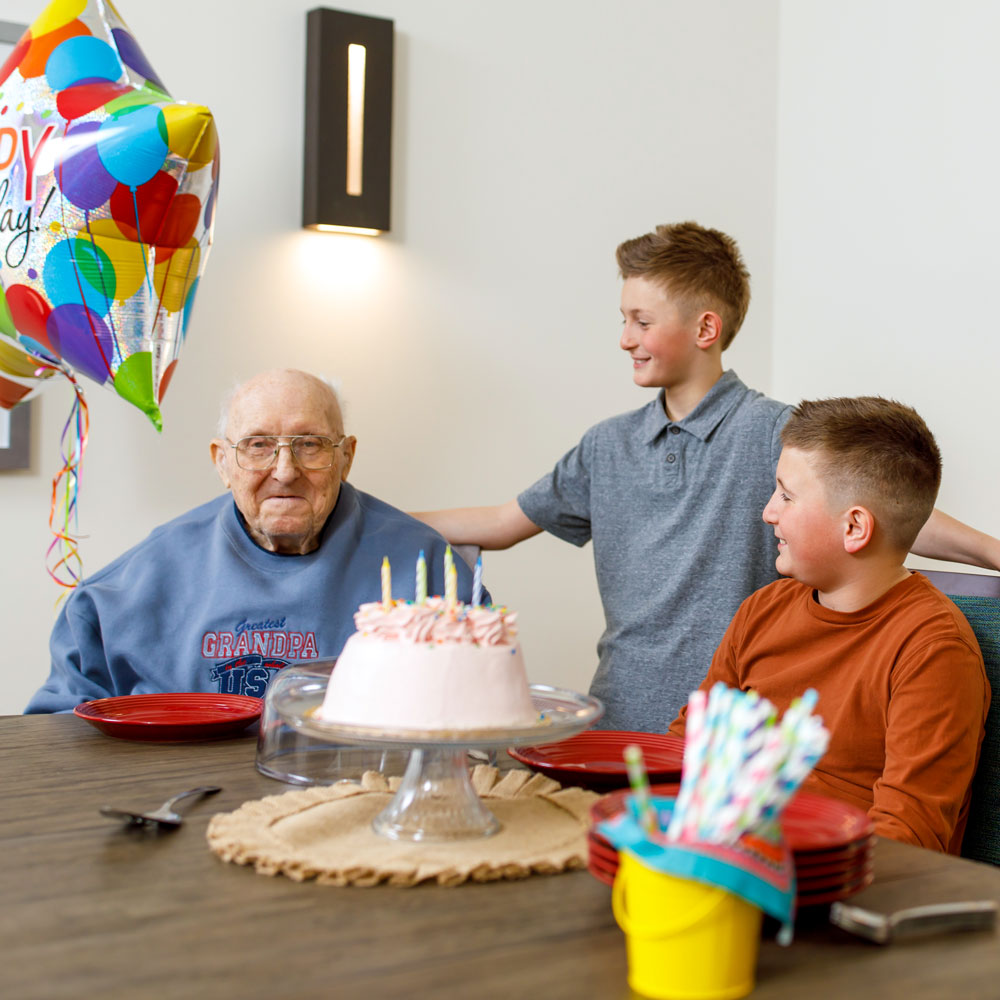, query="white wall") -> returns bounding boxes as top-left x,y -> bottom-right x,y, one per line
773,2 -> 1000,564
1,0 -> 780,713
